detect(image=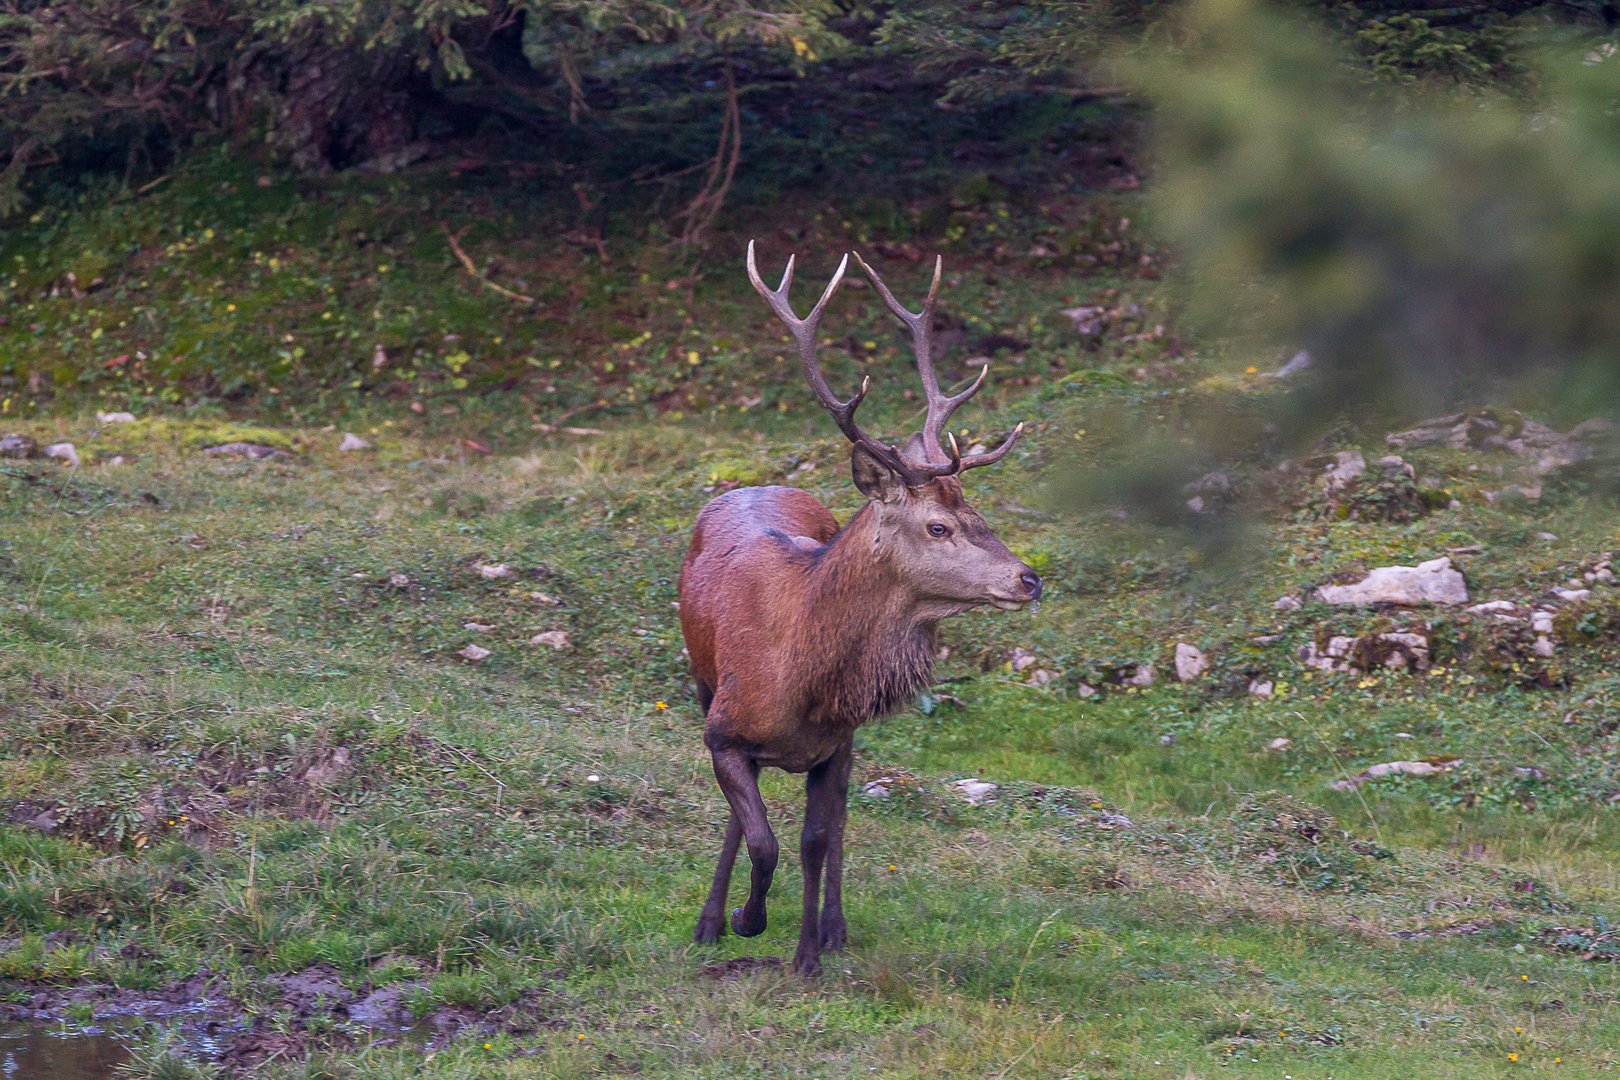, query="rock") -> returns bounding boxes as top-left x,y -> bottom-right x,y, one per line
1534,636 -> 1556,658
1098,812 -> 1135,828
1010,647 -> 1038,672
1159,733 -> 1177,747
104,455 -> 127,466
1184,472 -> 1234,513
1174,643 -> 1208,681
95,411 -> 136,424
387,573 -> 411,588
475,562 -> 513,580
860,779 -> 895,798
1249,680 -> 1274,697
1568,417 -> 1619,442
0,433 -> 38,458
950,778 -> 998,805
457,643 -> 492,661
1124,663 -> 1154,687
1553,588 -> 1591,603
1028,668 -> 1056,689
1376,454 -> 1415,478
1315,556 -> 1468,606
1466,600 -> 1517,615
43,442 -> 79,467
1385,410 -> 1506,451
1185,495 -> 1208,514
463,622 -> 495,632
1262,351 -> 1311,378
1596,568 -> 1615,584
1329,758 -> 1458,791
529,630 -> 571,650
1532,610 -> 1555,634
201,442 -> 290,460
1512,765 -> 1549,779
1319,450 -> 1366,493
1273,595 -> 1302,611
338,433 -> 371,451
1075,682 -> 1098,698
28,809 -> 57,834
1299,632 -> 1429,672
303,747 -> 352,786
1537,532 -> 1560,541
